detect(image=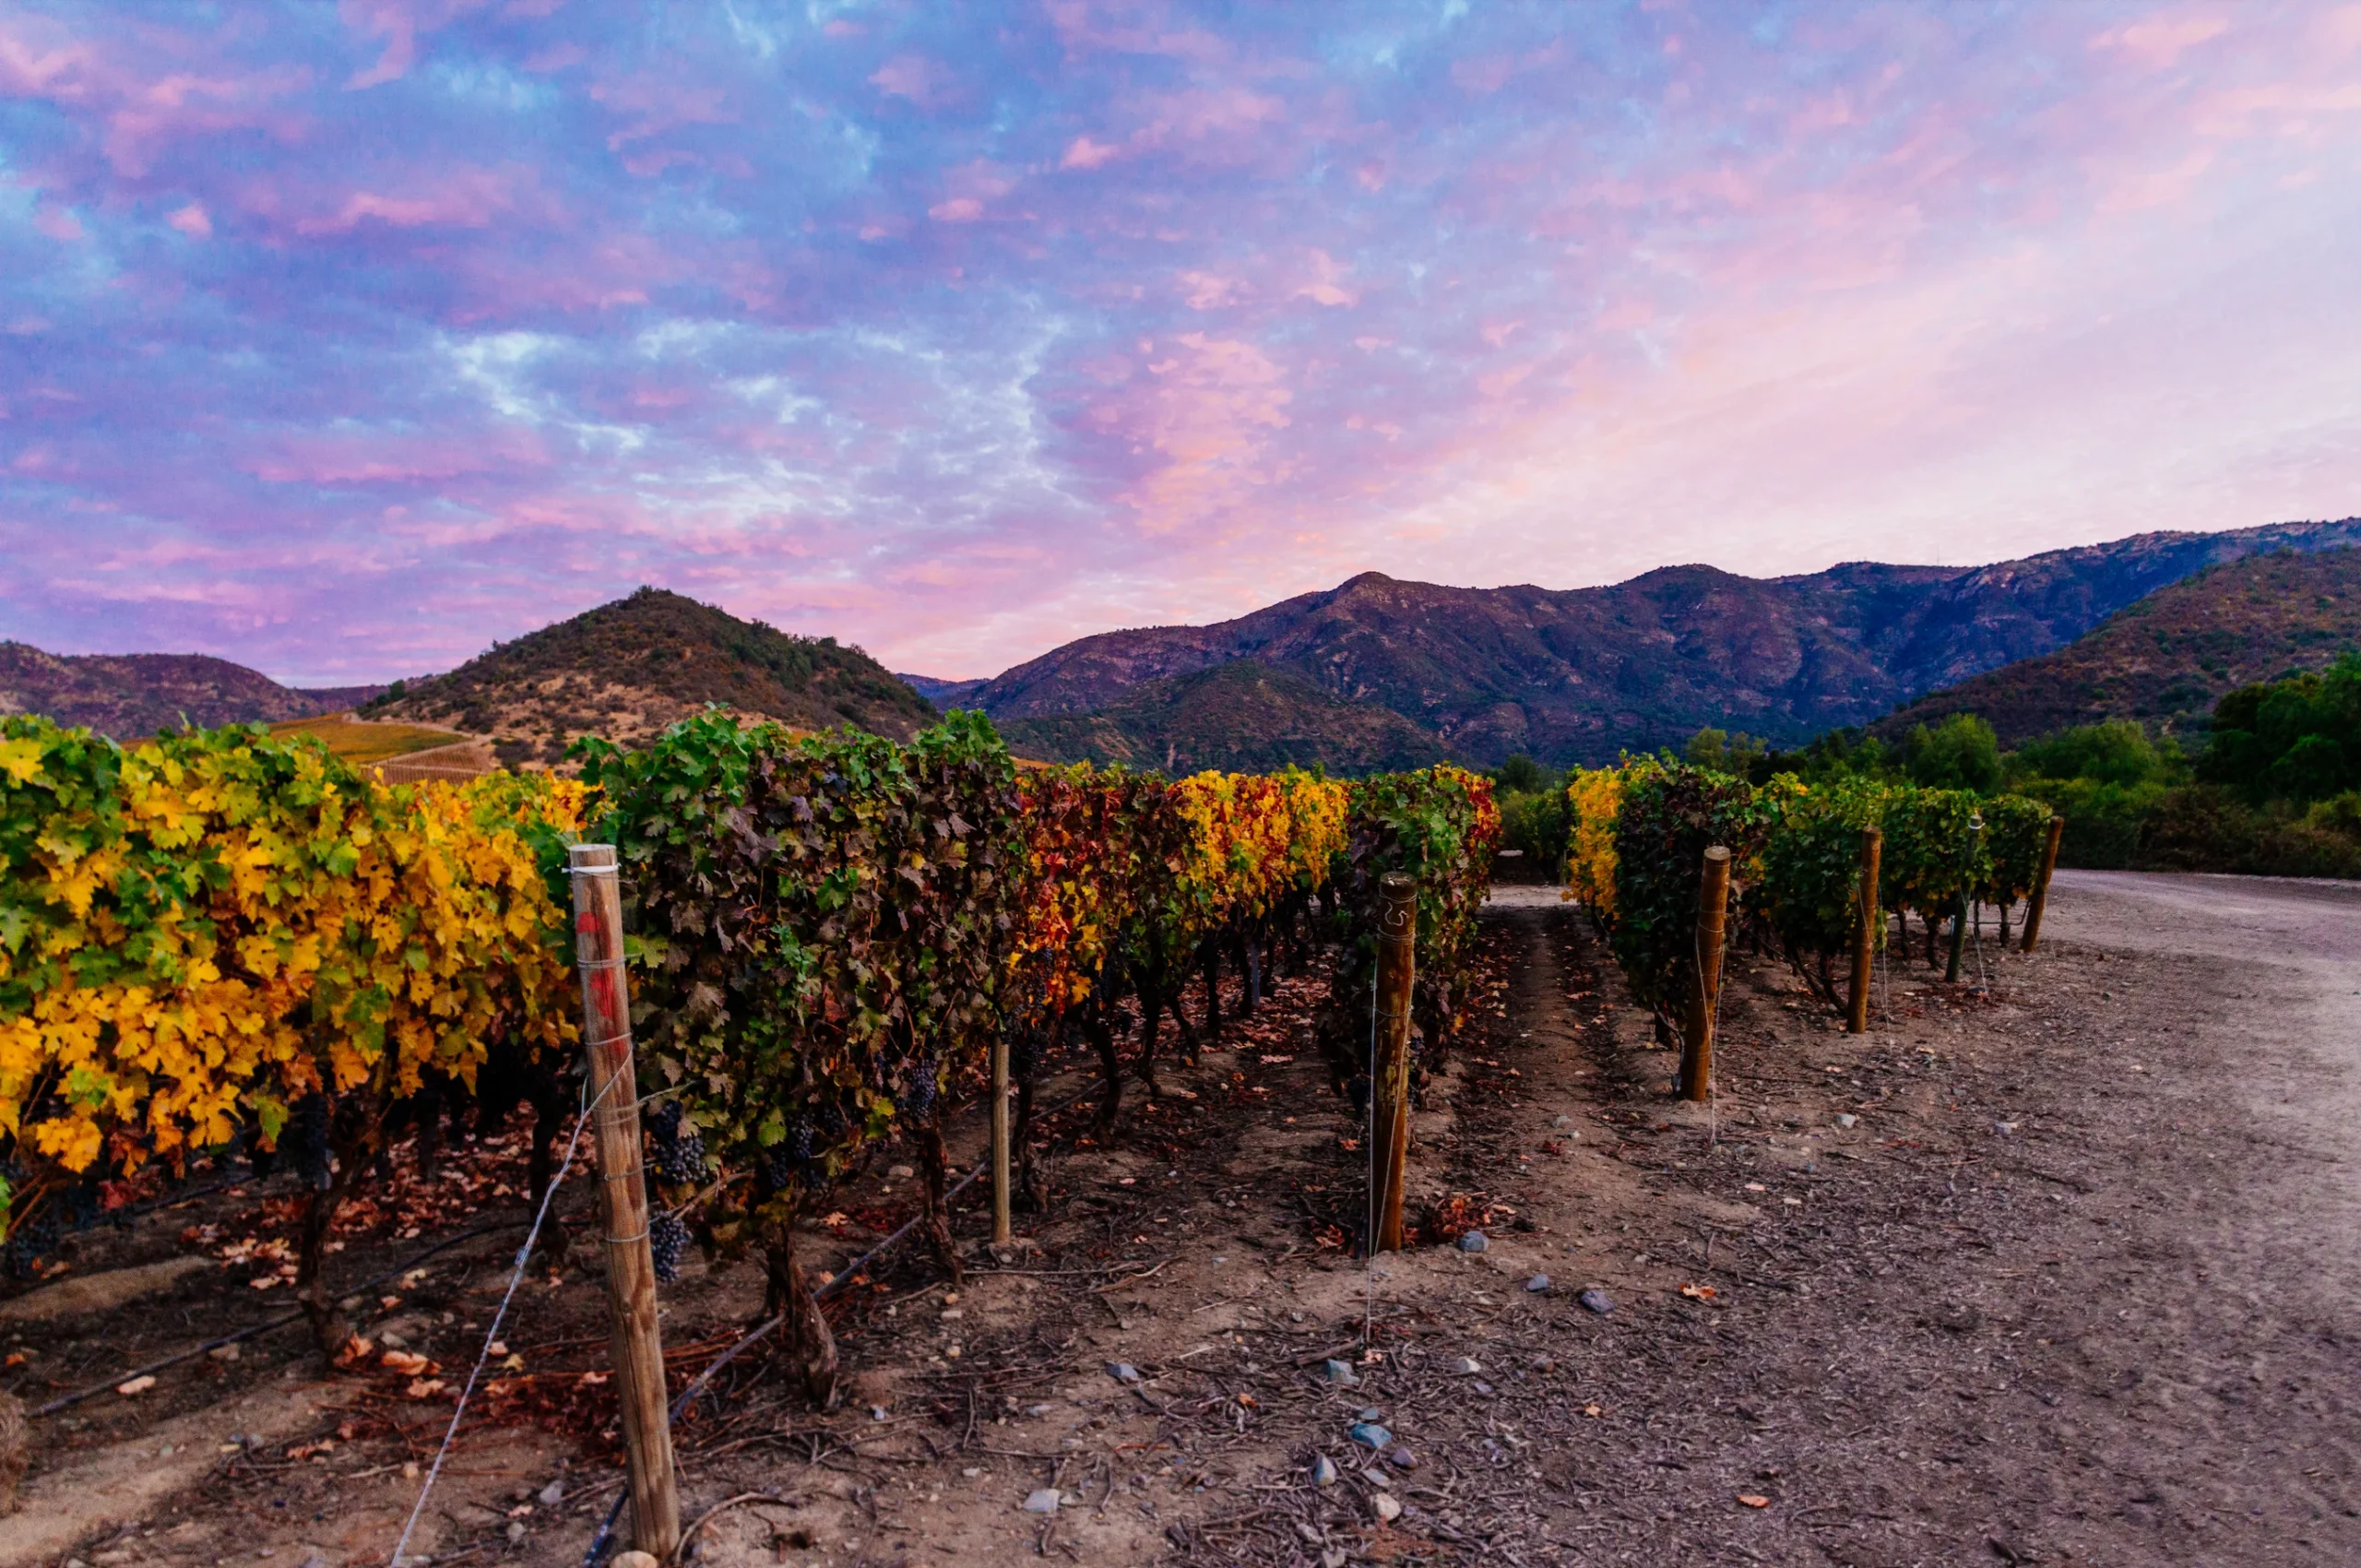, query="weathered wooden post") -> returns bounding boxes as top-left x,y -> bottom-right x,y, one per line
1370,873 -> 1418,1253
2019,814 -> 2066,953
1680,847 -> 1732,1102
1944,813 -> 1985,983
567,844 -> 681,1563
1848,826 -> 1882,1035
990,1026 -> 1013,1248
